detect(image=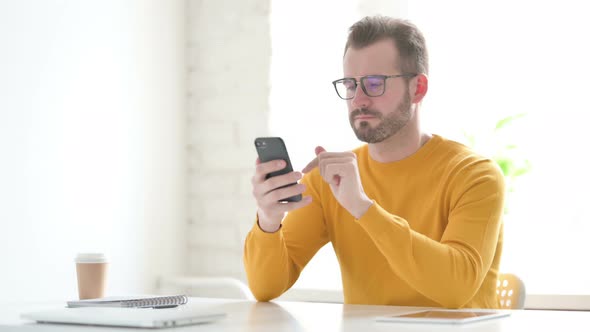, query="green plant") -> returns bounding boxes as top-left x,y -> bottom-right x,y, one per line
464,114 -> 532,213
